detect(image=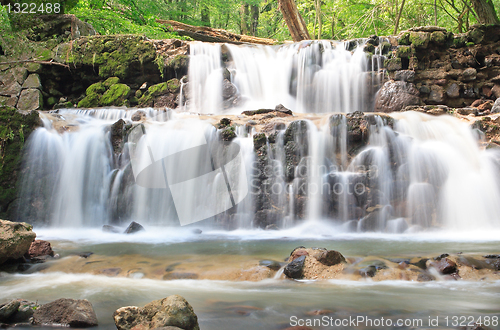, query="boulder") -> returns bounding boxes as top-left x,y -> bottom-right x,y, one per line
22,74 -> 42,90
17,89 -> 43,111
0,220 -> 36,265
491,98 -> 500,113
446,83 -> 460,98
429,257 -> 457,275
0,299 -> 39,323
113,295 -> 199,330
462,68 -> 477,82
32,298 -> 98,327
428,85 -> 445,103
314,250 -> 346,266
26,240 -> 54,258
284,255 -> 306,279
124,221 -> 145,234
374,80 -> 420,112
0,300 -> 21,322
